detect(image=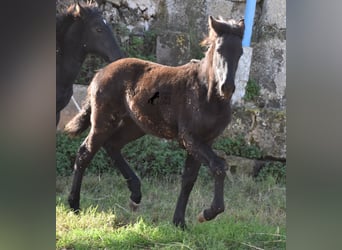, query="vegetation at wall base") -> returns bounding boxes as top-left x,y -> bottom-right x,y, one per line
256,161 -> 286,184
213,134 -> 264,159
56,131 -> 112,176
57,132 -> 285,182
